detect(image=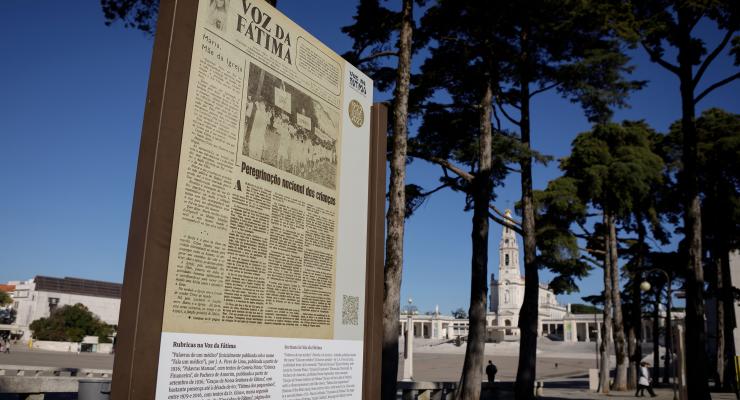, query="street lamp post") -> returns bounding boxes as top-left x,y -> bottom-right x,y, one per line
402,298 -> 414,381
640,269 -> 677,400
